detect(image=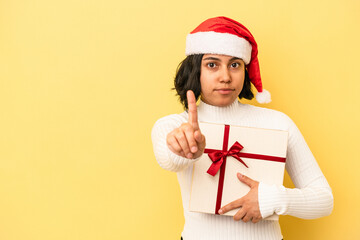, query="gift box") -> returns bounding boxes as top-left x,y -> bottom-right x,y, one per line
189,122 -> 288,220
